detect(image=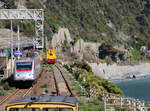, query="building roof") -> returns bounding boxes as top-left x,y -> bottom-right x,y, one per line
9,96 -> 77,105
